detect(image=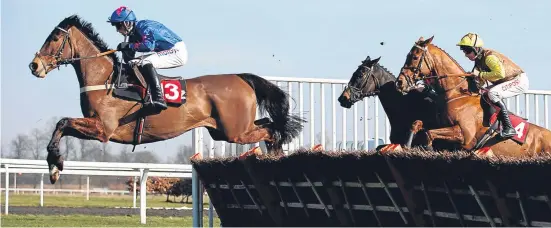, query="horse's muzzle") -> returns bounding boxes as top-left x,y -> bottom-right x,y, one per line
338,93 -> 352,109
29,57 -> 47,78
395,77 -> 410,95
